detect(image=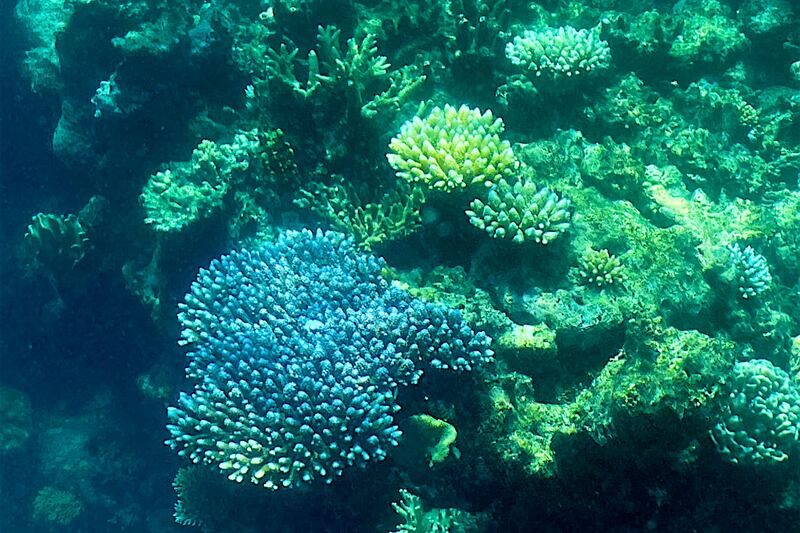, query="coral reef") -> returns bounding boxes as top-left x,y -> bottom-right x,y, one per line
9,0 -> 800,529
